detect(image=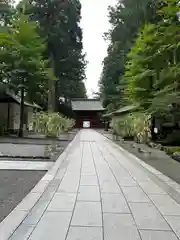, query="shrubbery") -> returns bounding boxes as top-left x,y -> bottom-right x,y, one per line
110,115 -> 135,139
32,112 -> 75,137
163,146 -> 180,155
110,112 -> 151,143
